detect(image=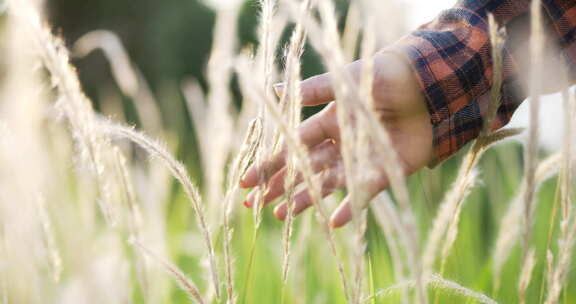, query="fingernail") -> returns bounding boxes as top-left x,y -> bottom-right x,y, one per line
239,179 -> 248,188
273,205 -> 284,219
243,200 -> 251,208
273,83 -> 285,97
